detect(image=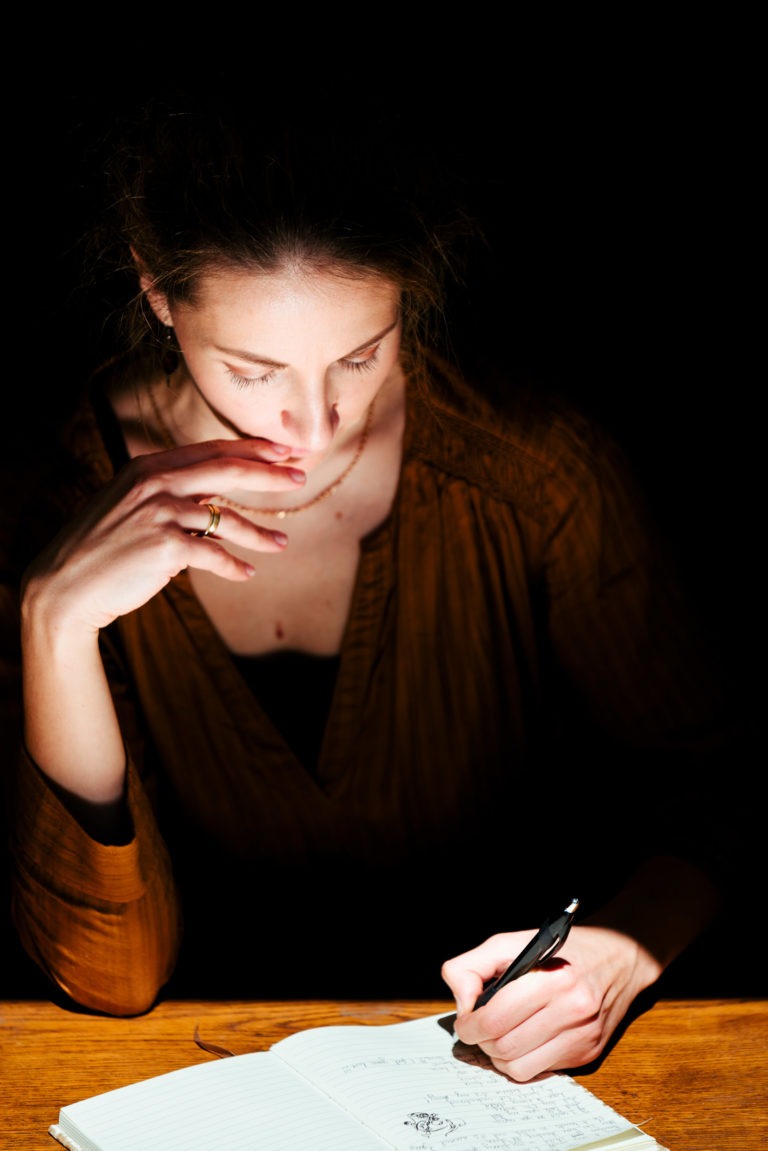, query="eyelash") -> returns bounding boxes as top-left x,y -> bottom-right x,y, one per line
227,368 -> 279,389
227,345 -> 381,389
